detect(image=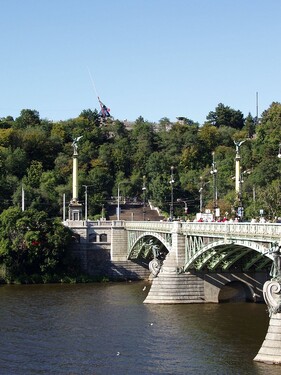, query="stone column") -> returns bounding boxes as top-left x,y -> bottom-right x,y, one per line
110,221 -> 128,261
235,152 -> 241,194
234,140 -> 246,195
68,136 -> 83,221
161,221 -> 184,274
72,150 -> 79,201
